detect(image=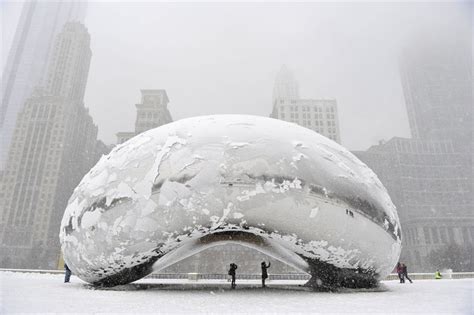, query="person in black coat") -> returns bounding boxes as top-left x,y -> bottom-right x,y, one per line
401,263 -> 413,283
261,261 -> 271,288
64,263 -> 72,283
228,263 -> 238,289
